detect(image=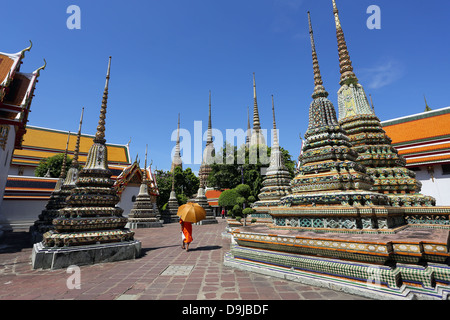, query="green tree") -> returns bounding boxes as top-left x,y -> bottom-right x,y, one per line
35,153 -> 74,178
207,144 -> 296,200
155,167 -> 200,210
